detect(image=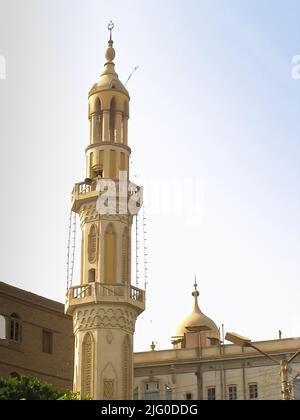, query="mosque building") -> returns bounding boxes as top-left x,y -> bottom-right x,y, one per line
0,24 -> 300,401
